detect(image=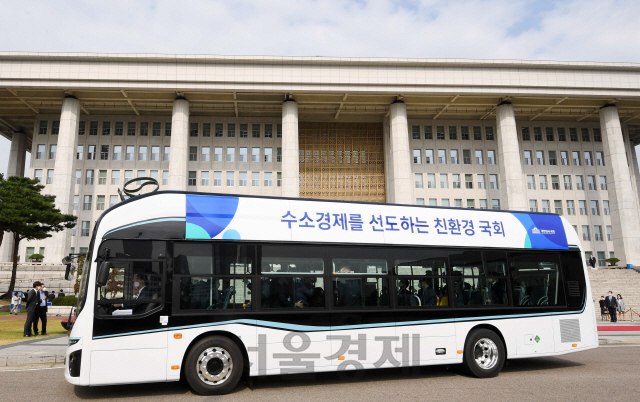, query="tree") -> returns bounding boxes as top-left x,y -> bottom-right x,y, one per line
606,257 -> 620,267
0,175 -> 77,295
